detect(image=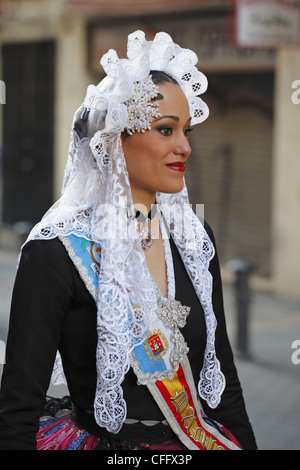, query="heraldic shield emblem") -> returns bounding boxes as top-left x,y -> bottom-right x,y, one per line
145,330 -> 168,361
